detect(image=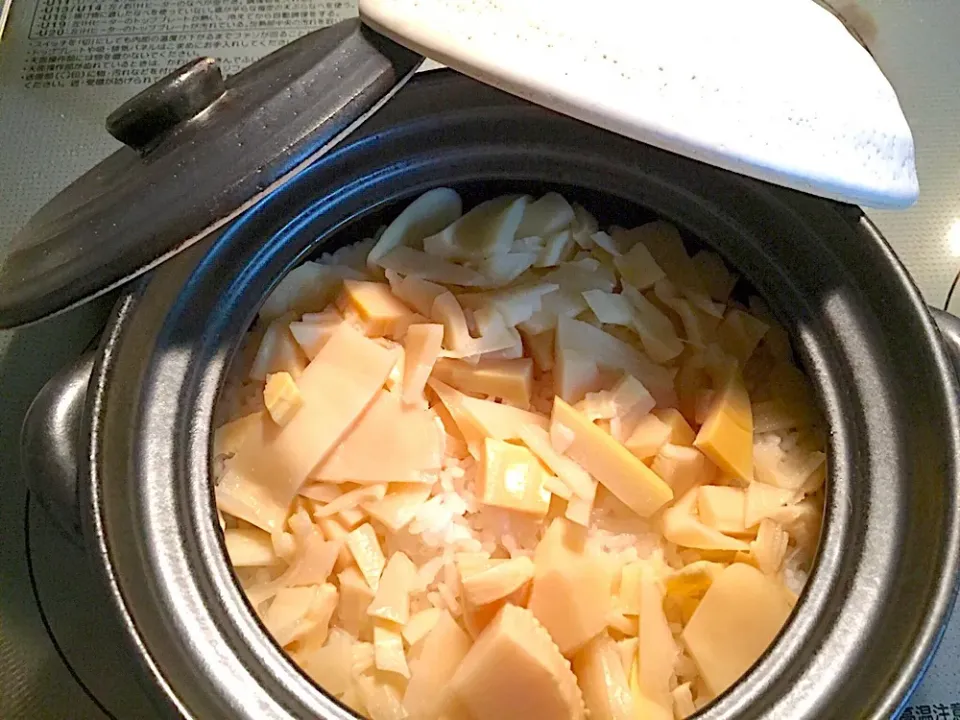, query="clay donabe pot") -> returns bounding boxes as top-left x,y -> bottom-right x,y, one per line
7,17 -> 960,720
